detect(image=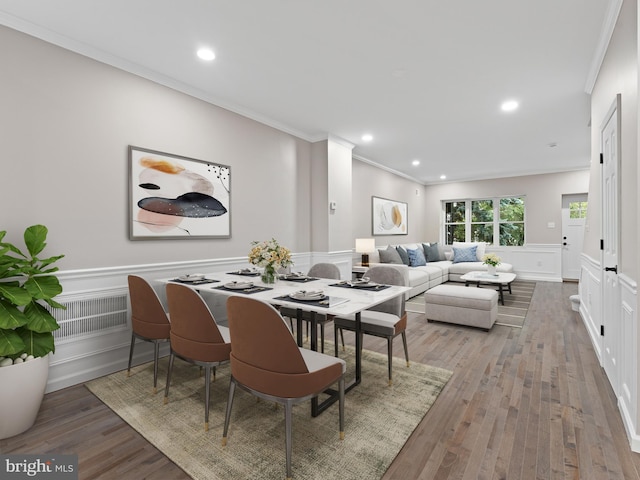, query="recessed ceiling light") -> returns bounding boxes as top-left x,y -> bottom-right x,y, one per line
361,134 -> 373,142
440,175 -> 447,180
501,100 -> 519,112
412,160 -> 420,166
197,48 -> 216,61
